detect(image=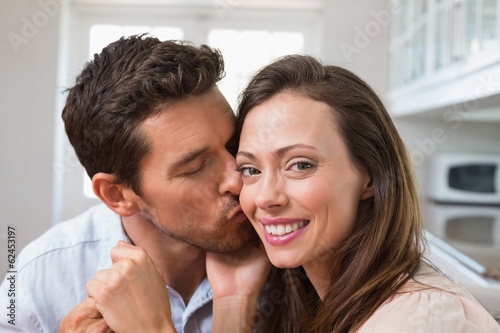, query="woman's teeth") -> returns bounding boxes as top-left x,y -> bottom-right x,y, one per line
265,221 -> 307,236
